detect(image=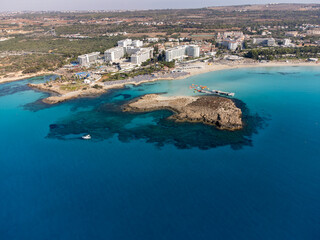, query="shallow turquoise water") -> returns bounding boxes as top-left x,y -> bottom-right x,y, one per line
0,67 -> 319,239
